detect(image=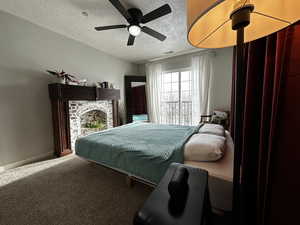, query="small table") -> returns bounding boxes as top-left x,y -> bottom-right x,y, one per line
134,163 -> 212,225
